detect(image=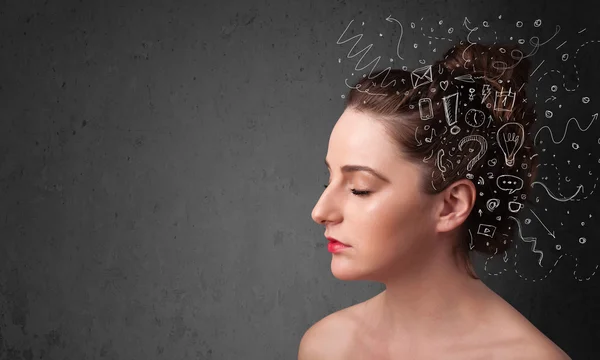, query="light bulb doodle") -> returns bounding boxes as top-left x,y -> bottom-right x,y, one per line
496,122 -> 525,167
